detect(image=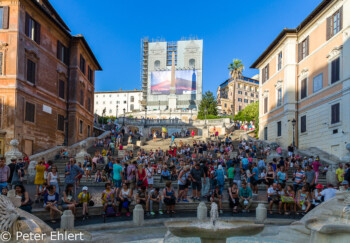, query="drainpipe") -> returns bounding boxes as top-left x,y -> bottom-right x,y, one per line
295,29 -> 300,149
